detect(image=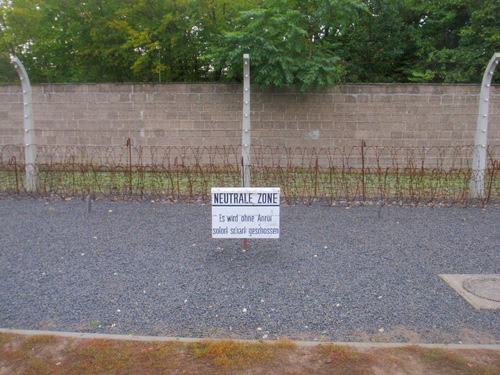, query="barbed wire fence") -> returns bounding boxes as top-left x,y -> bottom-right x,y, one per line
0,143 -> 499,206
